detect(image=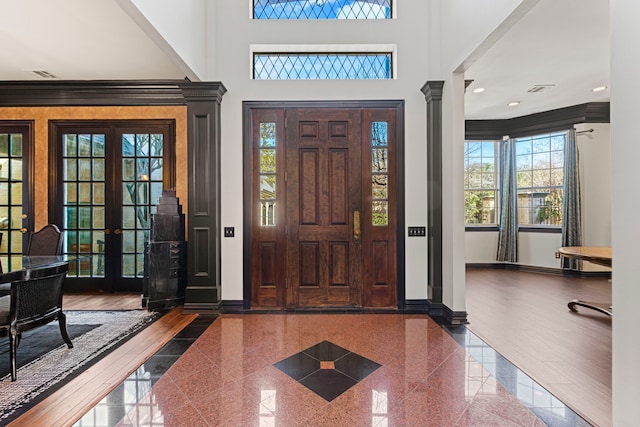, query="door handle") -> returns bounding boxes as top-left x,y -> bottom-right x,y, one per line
114,229 -> 122,235
104,229 -> 110,235
353,210 -> 361,242
20,227 -> 27,234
